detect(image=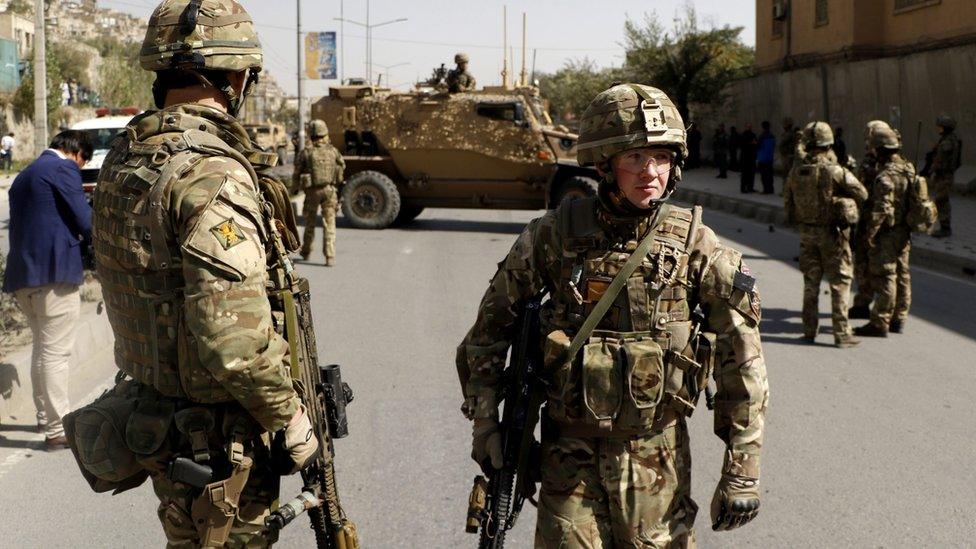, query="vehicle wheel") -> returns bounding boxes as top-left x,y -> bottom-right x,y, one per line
394,205 -> 425,225
553,176 -> 599,205
276,146 -> 288,166
341,170 -> 401,229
